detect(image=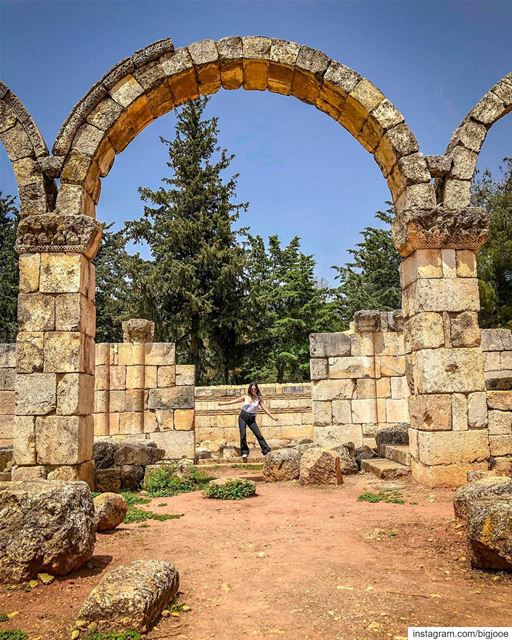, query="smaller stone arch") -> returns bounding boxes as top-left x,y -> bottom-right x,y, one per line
441,72 -> 512,210
0,81 -> 57,216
